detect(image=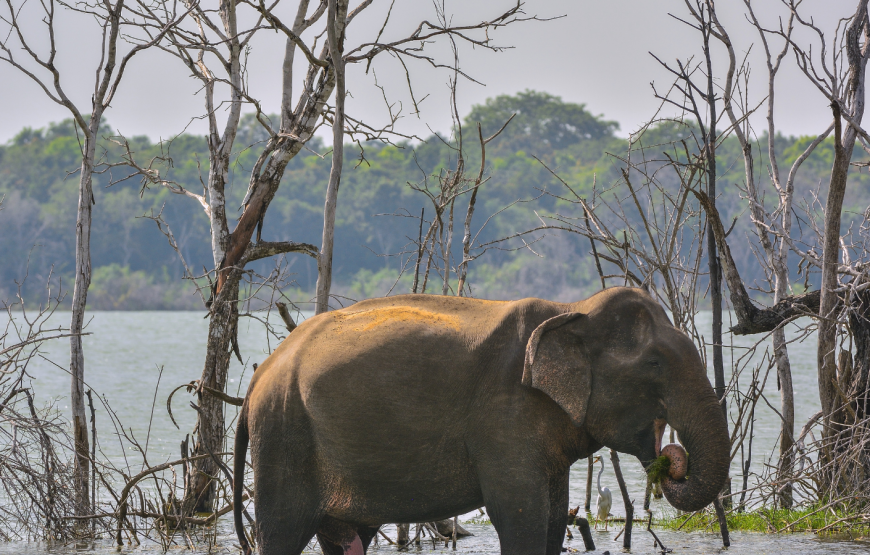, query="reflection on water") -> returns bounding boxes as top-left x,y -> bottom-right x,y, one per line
0,522 -> 868,554
367,524 -> 870,555
3,309 -> 851,553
